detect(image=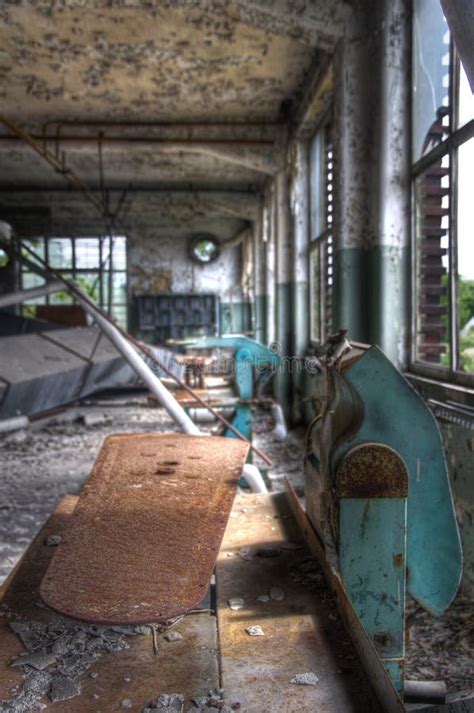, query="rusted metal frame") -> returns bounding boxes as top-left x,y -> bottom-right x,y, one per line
3,236 -> 272,466
284,478 -> 406,713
